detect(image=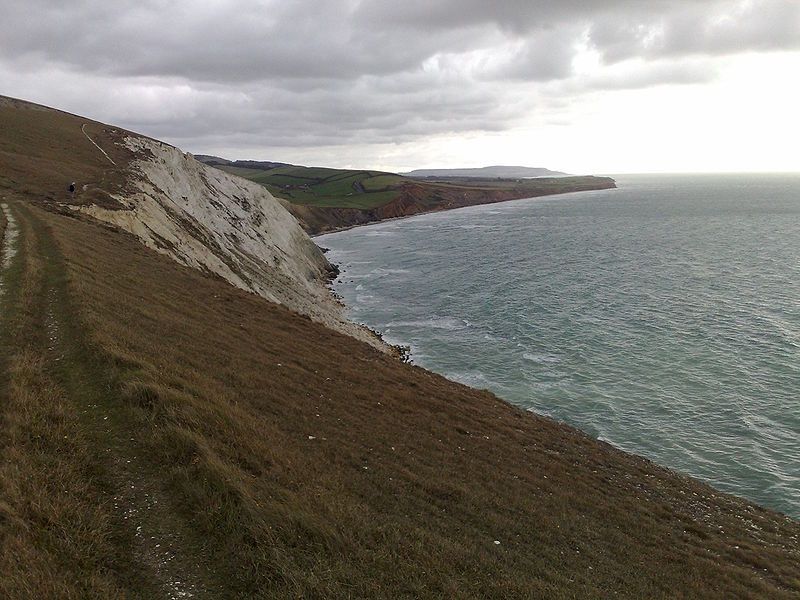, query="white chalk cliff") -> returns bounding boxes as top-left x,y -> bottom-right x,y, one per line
80,136 -> 383,350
